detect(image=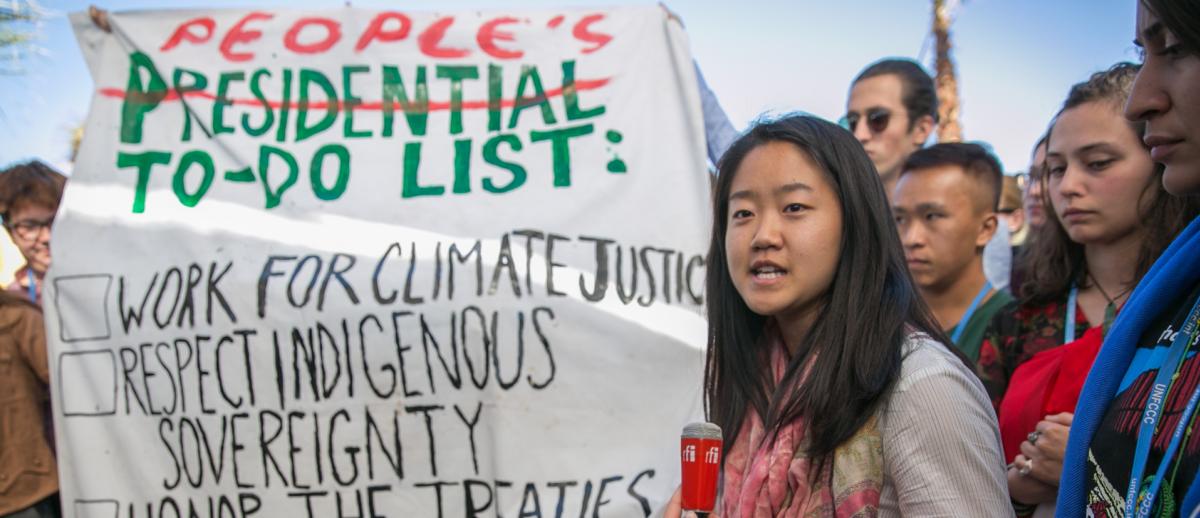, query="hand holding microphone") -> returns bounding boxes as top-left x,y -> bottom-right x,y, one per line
666,422 -> 722,517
